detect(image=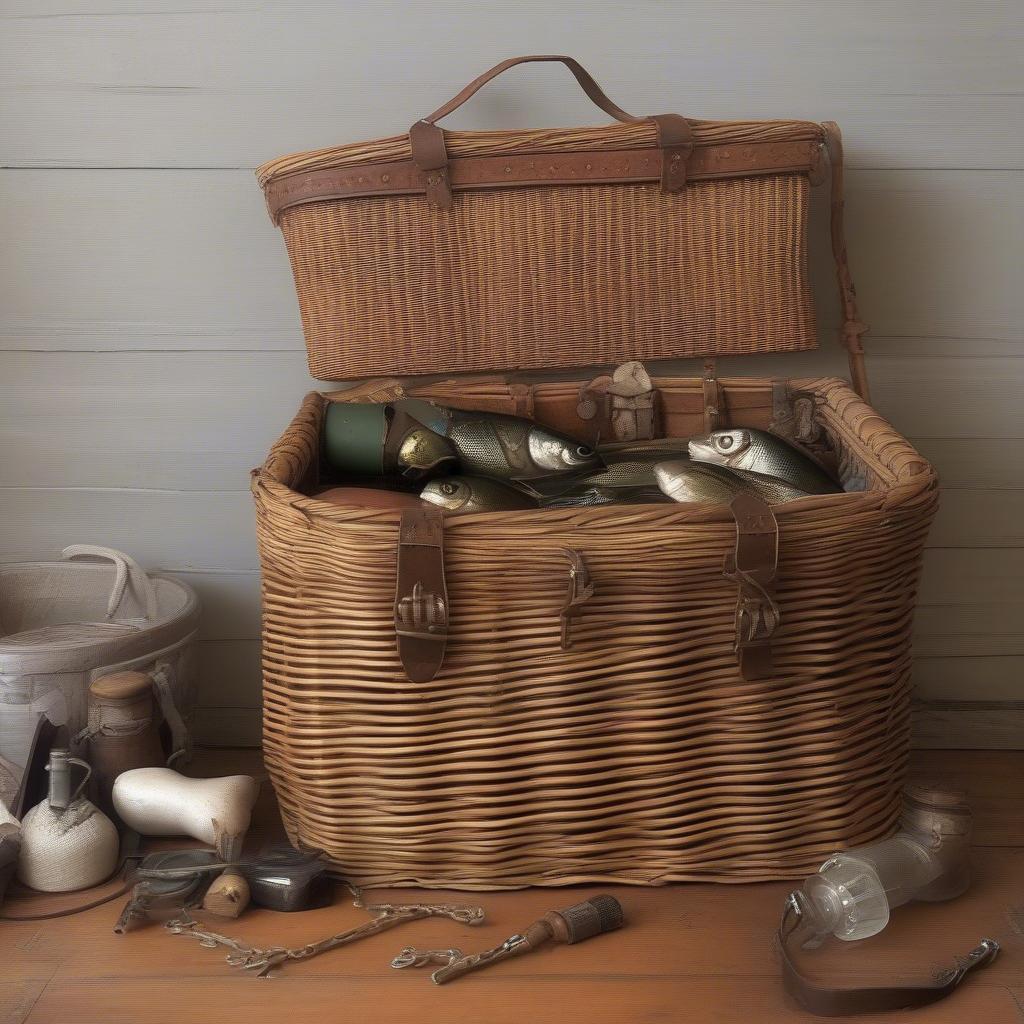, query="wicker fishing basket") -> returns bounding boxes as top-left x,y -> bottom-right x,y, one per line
252,57 -> 937,888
